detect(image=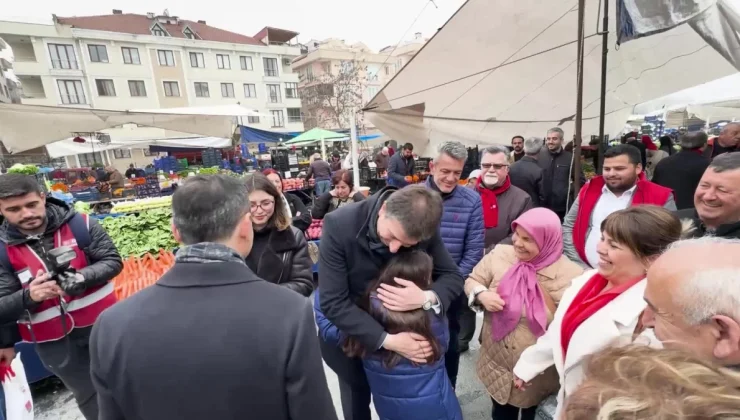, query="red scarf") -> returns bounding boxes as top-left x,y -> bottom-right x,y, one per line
476,176 -> 511,228
572,173 -> 673,264
560,273 -> 643,360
